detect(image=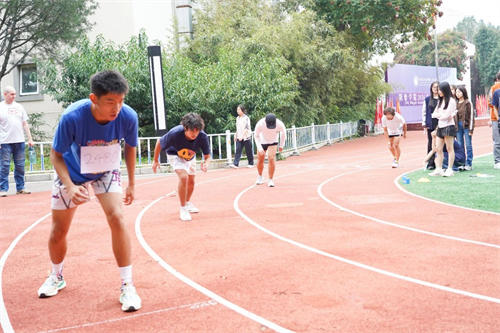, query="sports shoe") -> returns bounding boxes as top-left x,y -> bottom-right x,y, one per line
391,160 -> 399,168
464,165 -> 472,171
443,169 -> 454,177
268,179 -> 275,187
247,164 -> 254,168
256,175 -> 264,185
38,274 -> 66,298
0,191 -> 7,197
185,202 -> 199,213
16,189 -> 31,194
495,163 -> 500,169
180,206 -> 192,221
429,168 -> 444,176
119,283 -> 141,312
229,164 -> 238,169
